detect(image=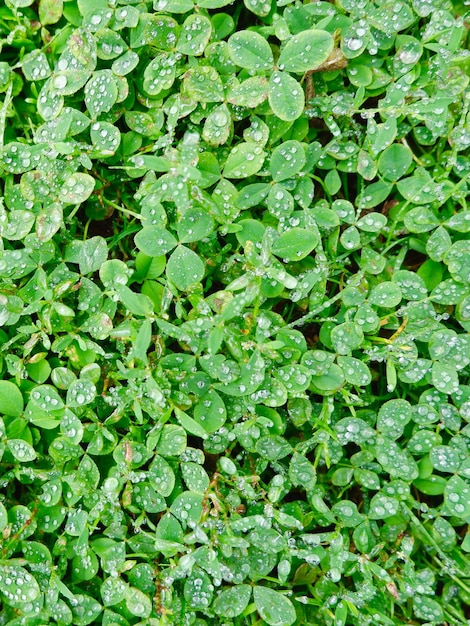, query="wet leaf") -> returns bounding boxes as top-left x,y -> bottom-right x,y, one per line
253,586 -> 296,626
278,30 -> 334,73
